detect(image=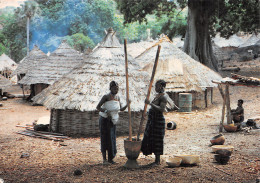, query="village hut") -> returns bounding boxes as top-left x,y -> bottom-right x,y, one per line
239,33 -> 260,48
212,42 -> 230,67
136,36 -> 223,109
14,45 -> 47,81
213,34 -> 244,52
0,75 -> 12,96
0,53 -> 17,78
18,40 -> 84,97
32,28 -> 149,137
